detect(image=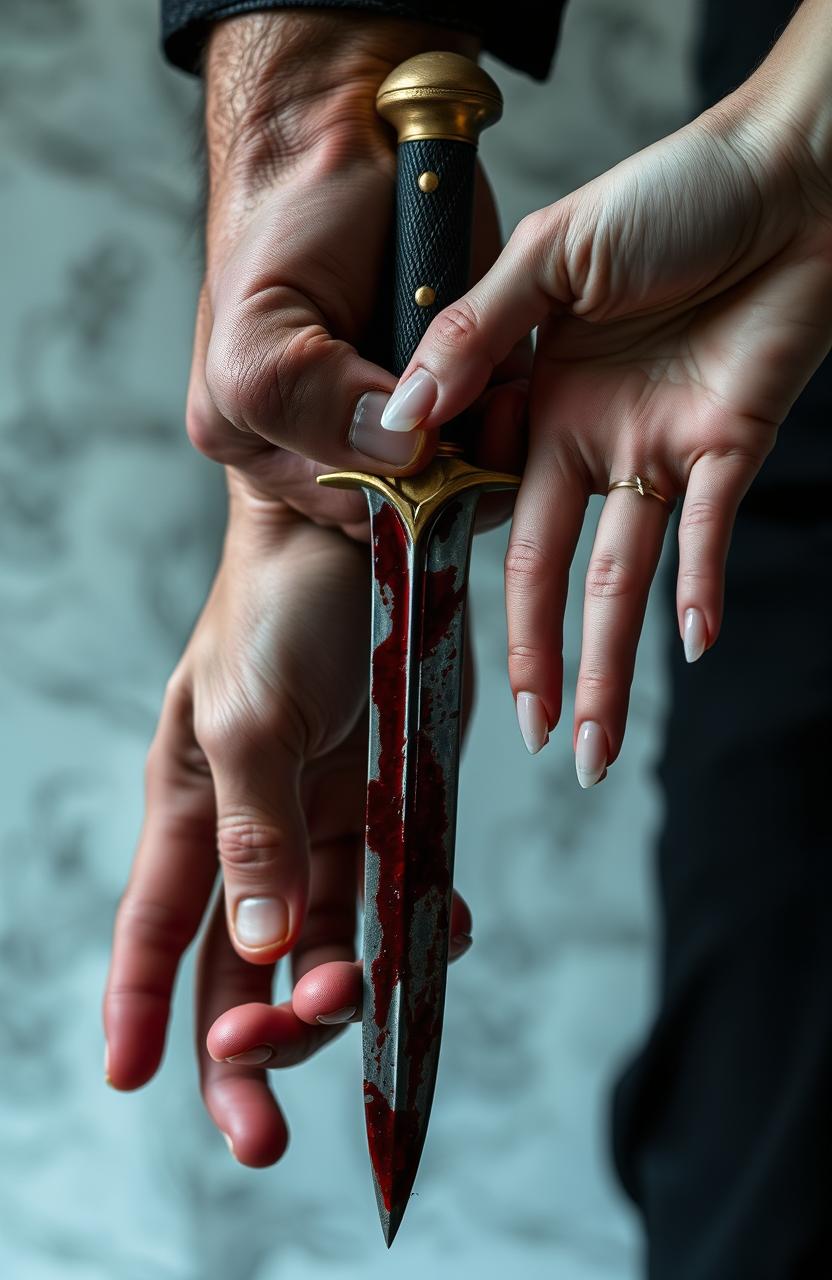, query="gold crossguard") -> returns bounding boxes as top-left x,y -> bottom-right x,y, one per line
318,457 -> 519,543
